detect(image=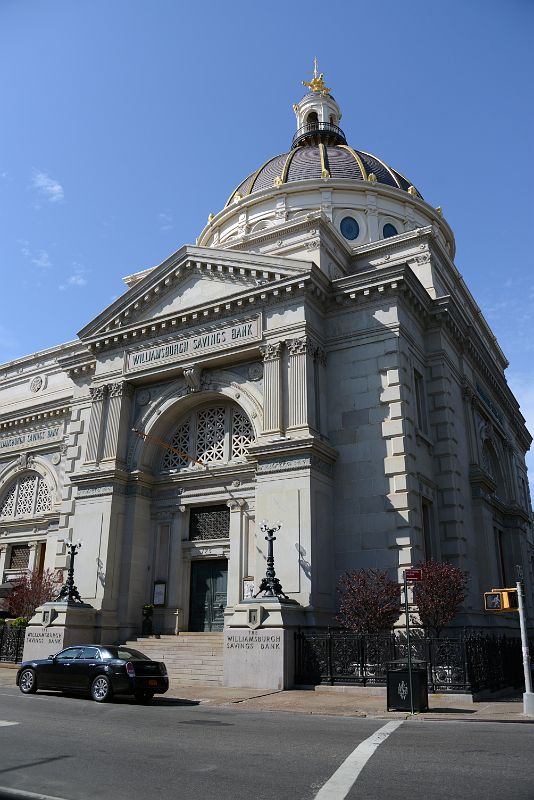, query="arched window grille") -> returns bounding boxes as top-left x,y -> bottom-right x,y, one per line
162,405 -> 255,471
0,473 -> 53,520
